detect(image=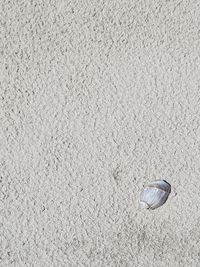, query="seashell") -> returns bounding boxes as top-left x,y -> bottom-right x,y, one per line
140,180 -> 171,210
